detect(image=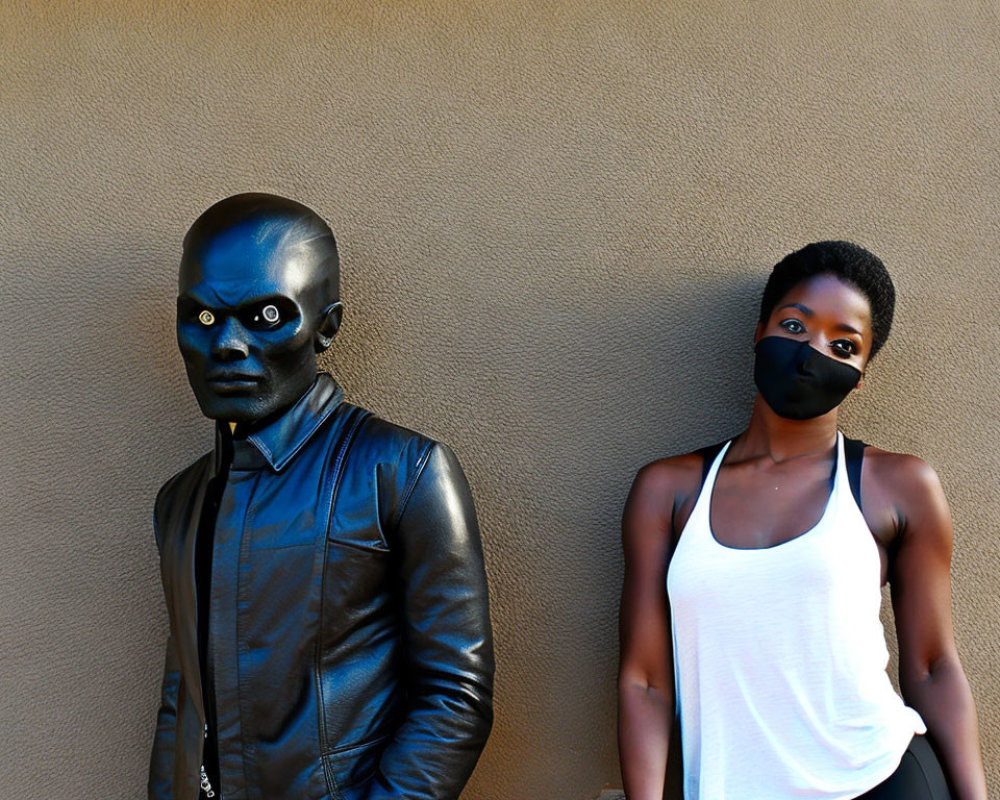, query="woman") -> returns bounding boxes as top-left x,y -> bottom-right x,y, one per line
618,242 -> 986,800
